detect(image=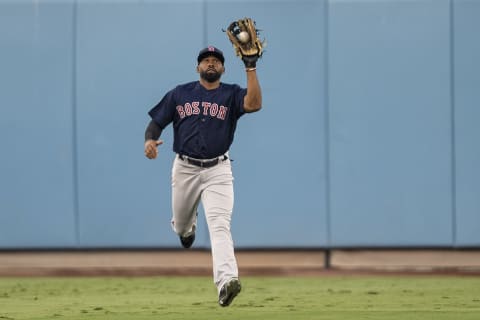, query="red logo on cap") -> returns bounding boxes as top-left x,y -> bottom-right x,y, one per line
208,46 -> 215,52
